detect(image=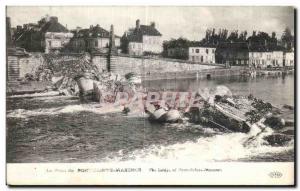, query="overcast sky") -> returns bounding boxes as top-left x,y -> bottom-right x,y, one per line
6,6 -> 294,41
